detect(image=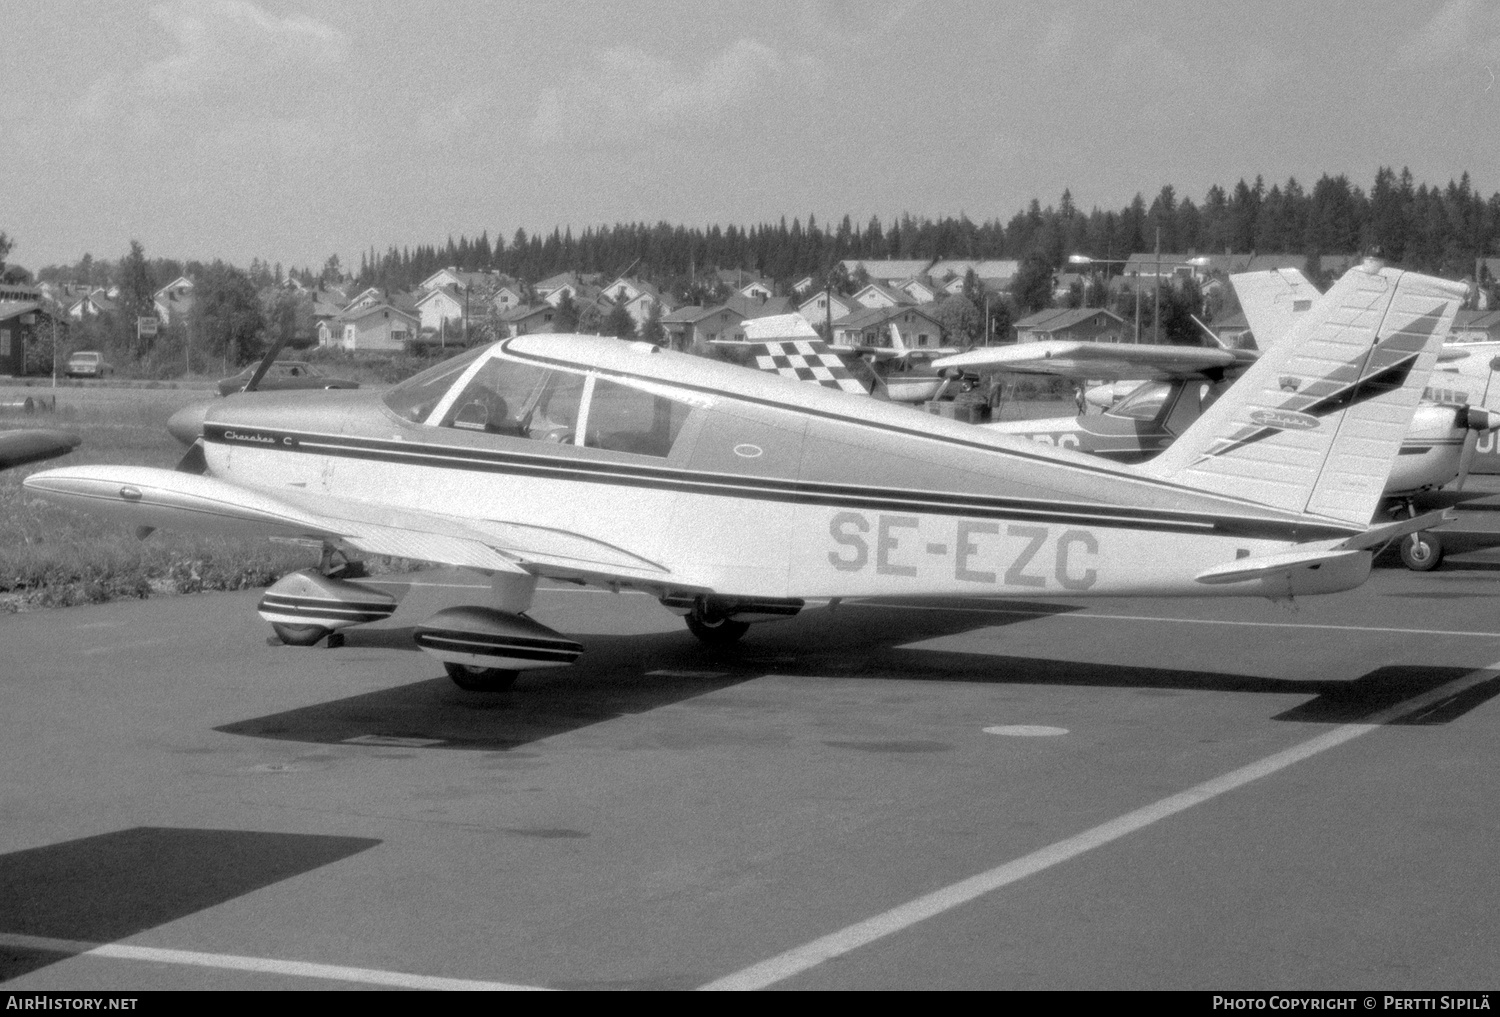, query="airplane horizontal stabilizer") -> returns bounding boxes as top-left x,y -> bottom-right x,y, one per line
1333,508 -> 1455,551
1141,264 -> 1467,527
1194,544 -> 1366,585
